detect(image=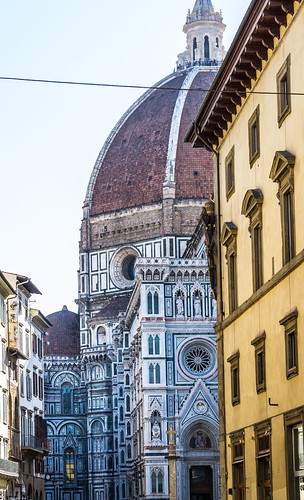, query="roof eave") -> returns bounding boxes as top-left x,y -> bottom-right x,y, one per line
185,0 -> 294,146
